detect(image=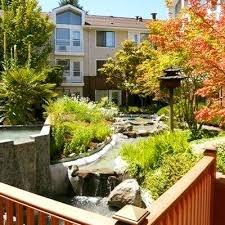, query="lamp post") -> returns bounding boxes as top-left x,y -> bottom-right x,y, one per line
159,68 -> 186,132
